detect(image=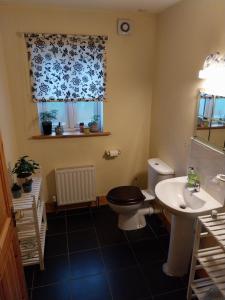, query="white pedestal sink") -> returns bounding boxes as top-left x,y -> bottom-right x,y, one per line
155,176 -> 222,277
